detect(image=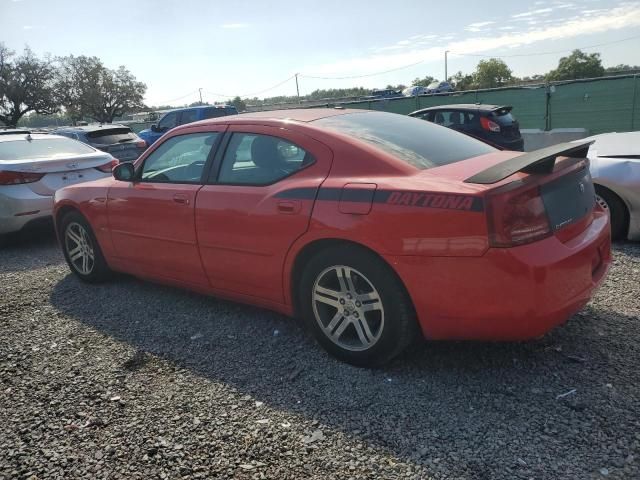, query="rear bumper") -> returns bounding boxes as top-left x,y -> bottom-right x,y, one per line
0,186 -> 53,234
386,211 -> 611,341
